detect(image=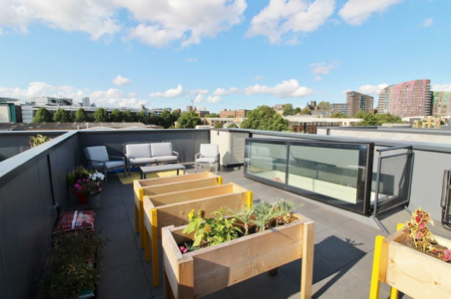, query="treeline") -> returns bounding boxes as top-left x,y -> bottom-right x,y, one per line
32,107 -> 203,129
